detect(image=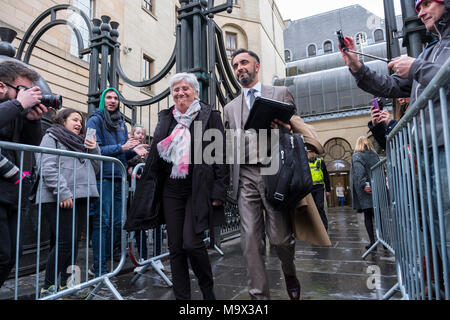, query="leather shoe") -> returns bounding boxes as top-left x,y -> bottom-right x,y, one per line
284,273 -> 301,300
